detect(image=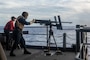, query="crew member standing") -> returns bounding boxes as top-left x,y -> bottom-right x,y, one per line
4,16 -> 16,50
